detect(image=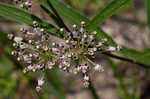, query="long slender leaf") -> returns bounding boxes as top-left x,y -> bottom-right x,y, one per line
39,0 -> 89,25
42,0 -> 150,66
40,4 -> 64,28
87,0 -> 132,32
0,2 -> 61,37
146,0 -> 150,30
